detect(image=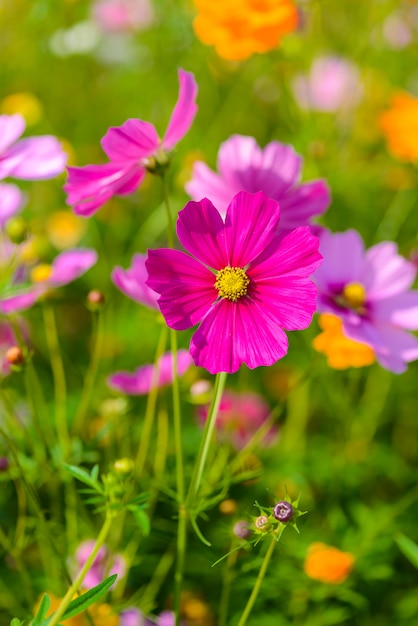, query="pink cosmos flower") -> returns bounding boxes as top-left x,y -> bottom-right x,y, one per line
292,56 -> 362,113
314,229 -> 418,373
108,349 -> 193,395
92,0 -> 155,33
0,248 -> 98,314
112,253 -> 159,310
0,182 -> 25,226
119,609 -> 175,626
185,135 -> 330,232
0,114 -> 67,182
65,69 -> 198,217
197,390 -> 277,449
72,540 -> 126,589
146,191 -> 322,375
